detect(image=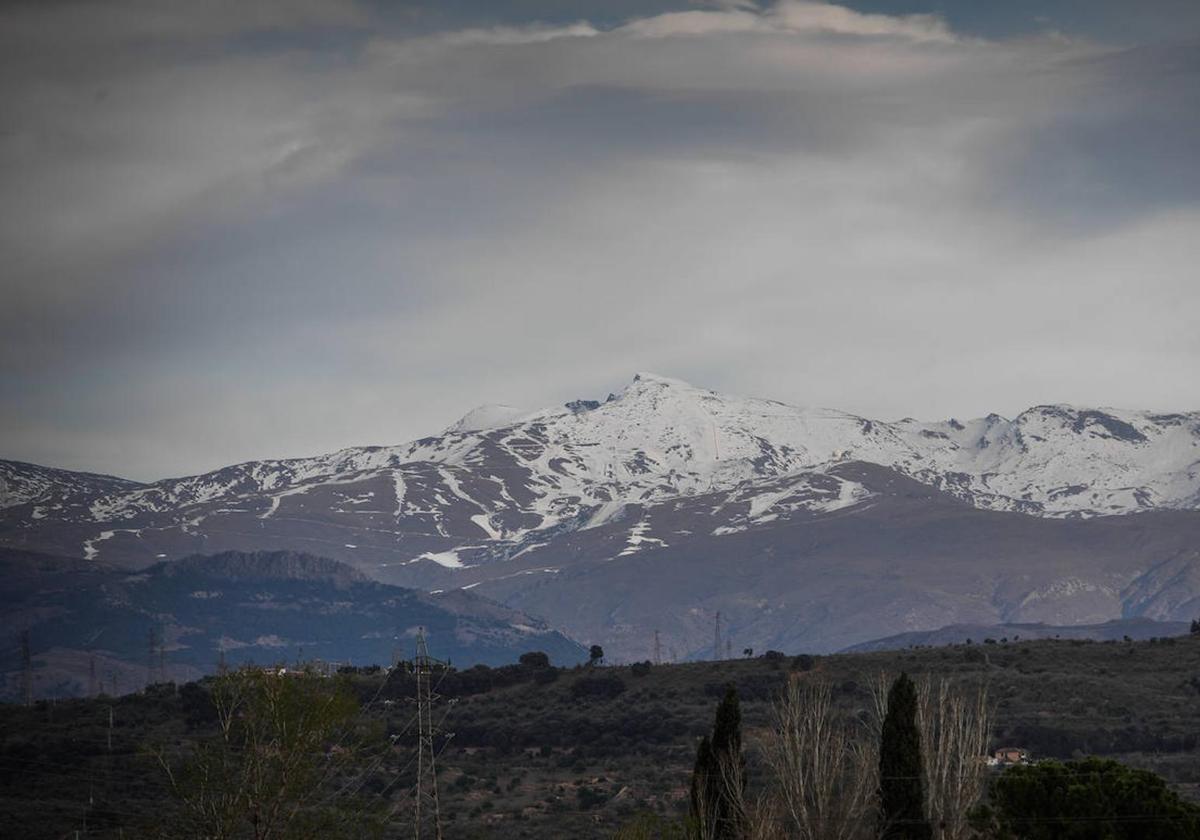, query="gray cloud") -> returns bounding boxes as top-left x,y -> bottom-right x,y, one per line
1,1 -> 1198,480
